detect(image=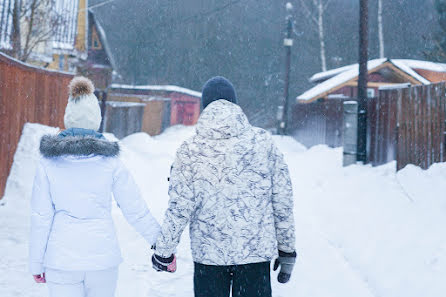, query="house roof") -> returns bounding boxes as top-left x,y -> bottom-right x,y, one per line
298,59 -> 445,102
0,0 -> 14,50
89,10 -> 117,71
53,0 -> 79,52
110,84 -> 202,98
